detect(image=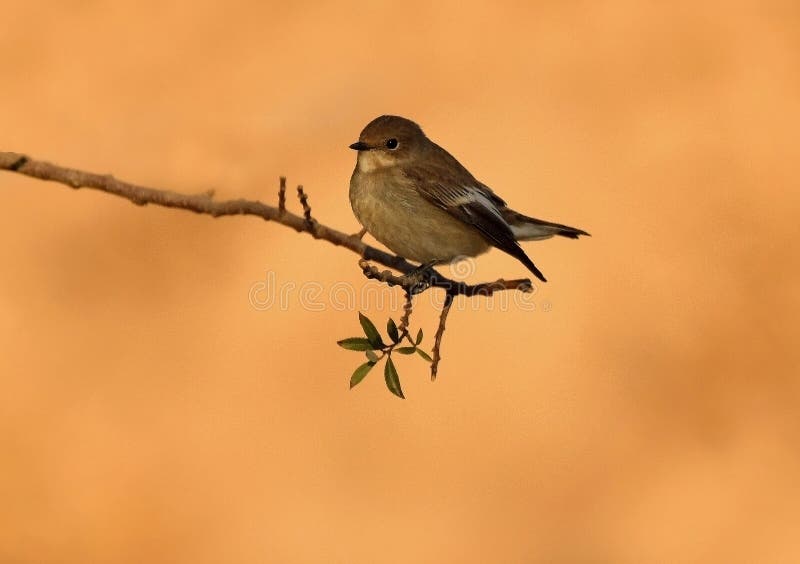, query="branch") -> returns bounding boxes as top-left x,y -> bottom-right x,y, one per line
0,151 -> 416,276
1,151 -> 534,298
2,151 -> 537,389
